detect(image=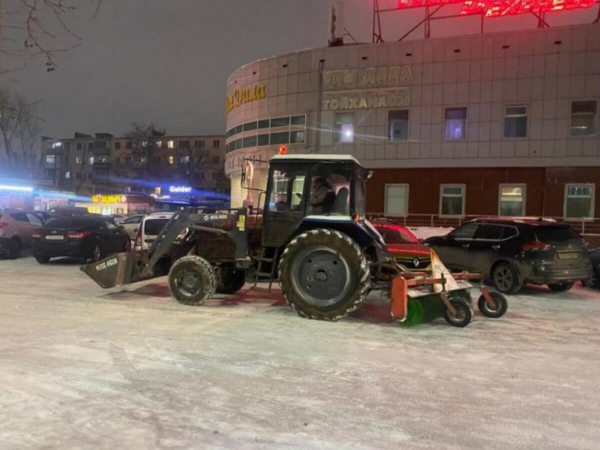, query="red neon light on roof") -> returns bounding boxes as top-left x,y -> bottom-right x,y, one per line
397,0 -> 594,16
